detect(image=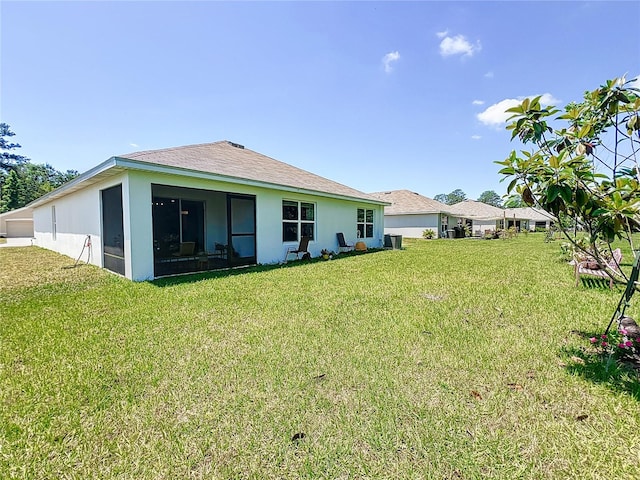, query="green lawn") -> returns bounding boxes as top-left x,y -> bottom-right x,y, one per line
2,235 -> 639,479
